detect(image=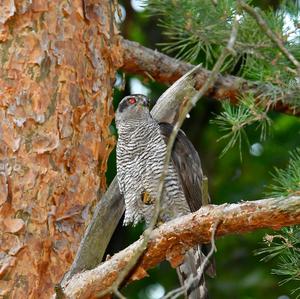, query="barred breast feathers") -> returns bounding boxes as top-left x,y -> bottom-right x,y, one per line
116,118 -> 189,226
116,109 -> 210,298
